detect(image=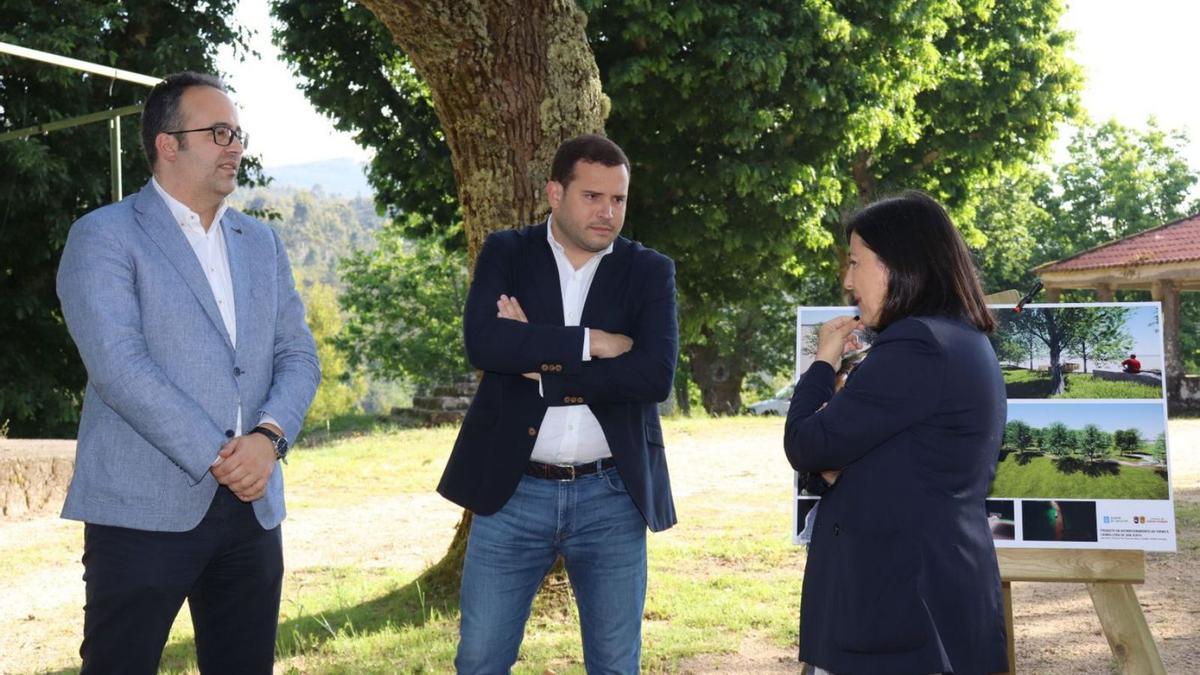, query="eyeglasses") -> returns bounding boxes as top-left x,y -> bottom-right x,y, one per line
165,125 -> 249,150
